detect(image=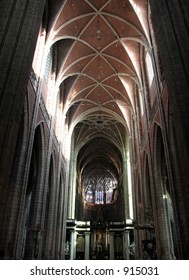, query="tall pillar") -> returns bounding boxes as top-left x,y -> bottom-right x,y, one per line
149,0 -> 189,156
105,231 -> 108,252
147,0 -> 189,260
84,232 -> 90,260
0,0 -> 46,259
109,232 -> 115,260
70,231 -> 76,260
68,153 -> 77,219
123,231 -> 130,260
